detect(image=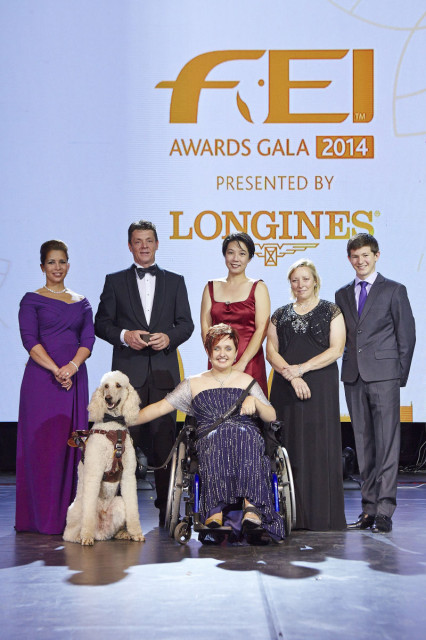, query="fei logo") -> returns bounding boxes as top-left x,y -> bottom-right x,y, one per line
156,49 -> 374,124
